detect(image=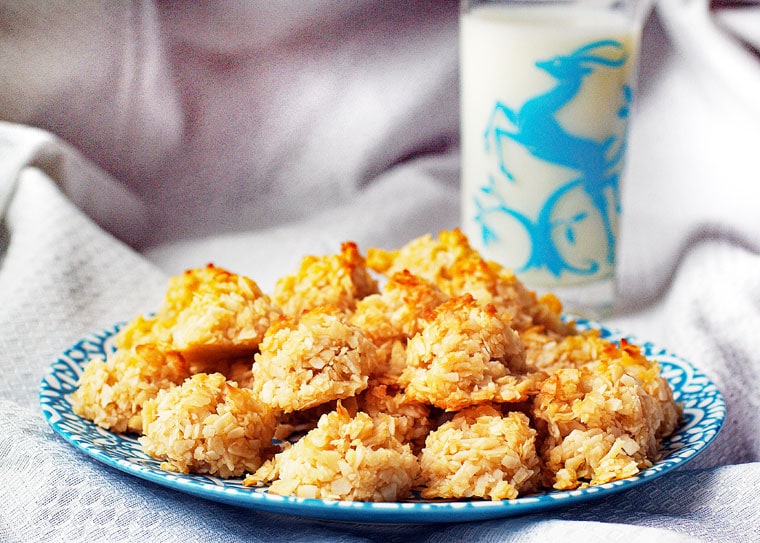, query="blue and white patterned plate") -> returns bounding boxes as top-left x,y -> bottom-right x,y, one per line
39,319 -> 725,524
